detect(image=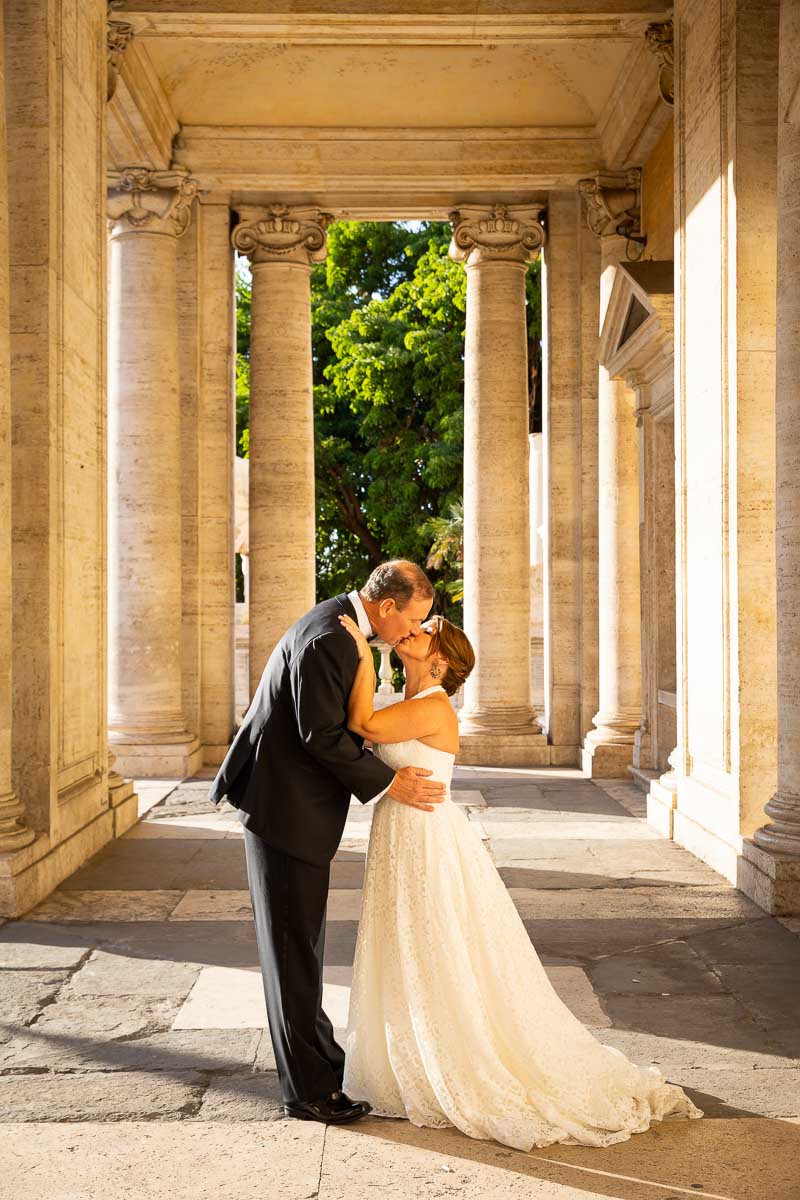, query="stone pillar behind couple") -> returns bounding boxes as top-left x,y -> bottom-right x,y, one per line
207,560 -> 442,1124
